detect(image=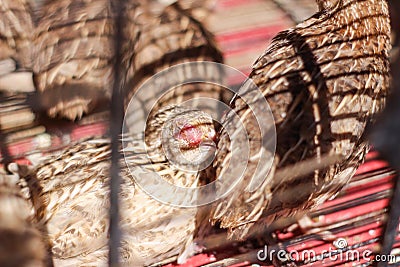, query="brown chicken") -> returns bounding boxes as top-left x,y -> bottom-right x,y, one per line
208,0 -> 391,239
19,105 -> 216,266
18,0 -> 224,265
